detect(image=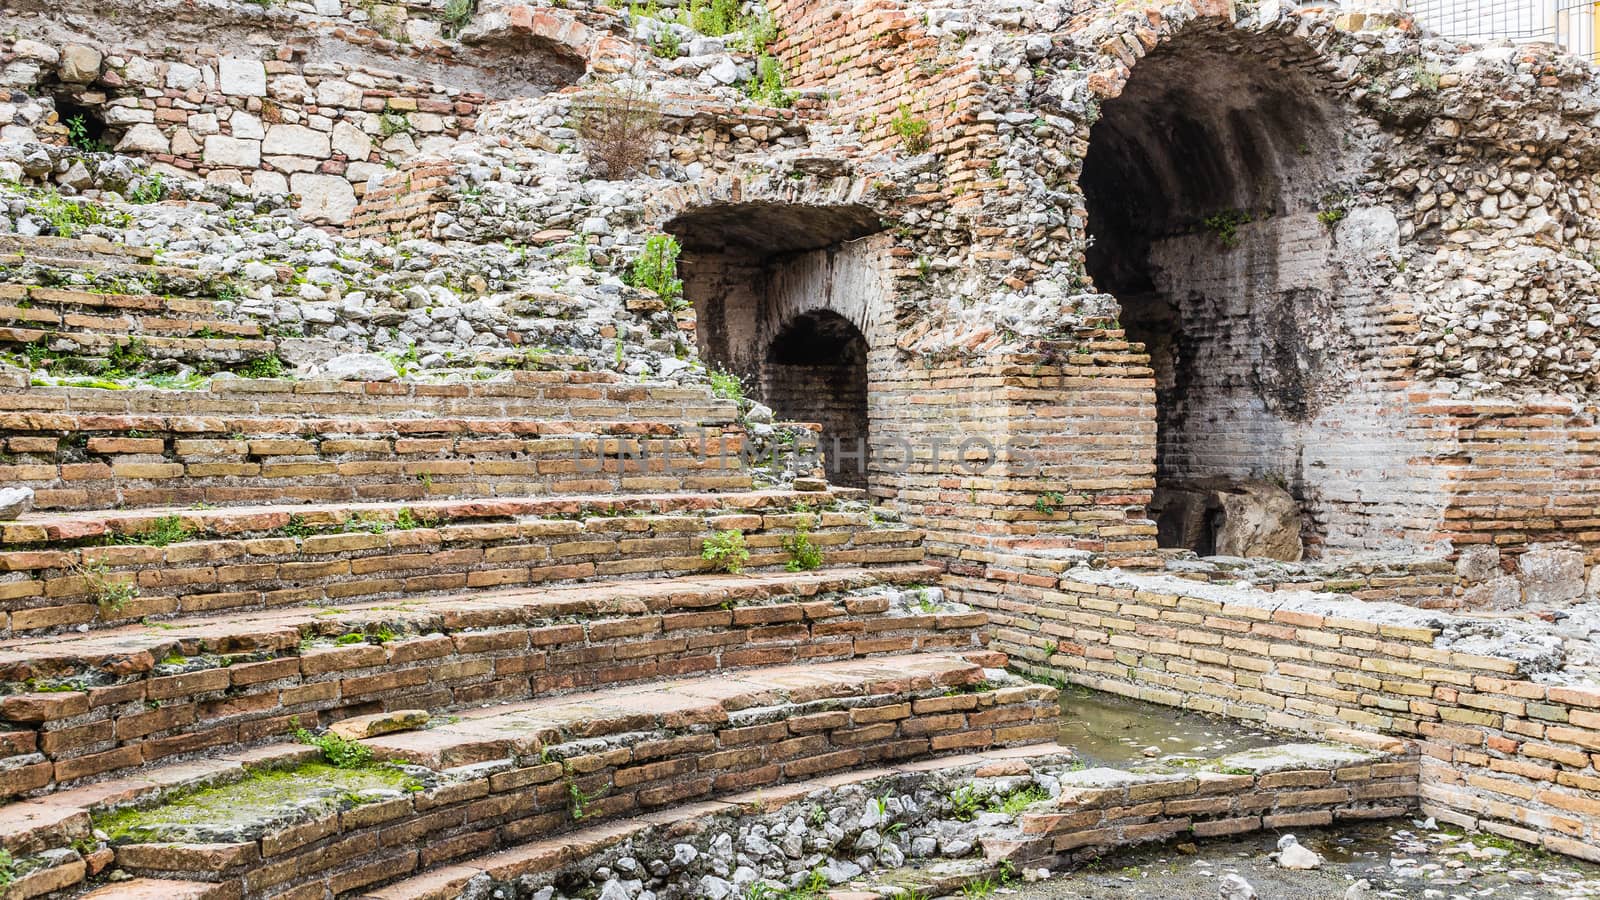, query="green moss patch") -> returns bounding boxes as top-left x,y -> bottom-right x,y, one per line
94,762 -> 428,845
